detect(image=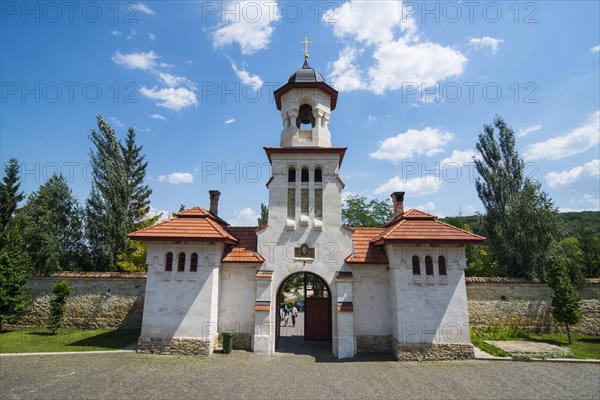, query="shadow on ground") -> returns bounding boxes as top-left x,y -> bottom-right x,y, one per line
276,335 -> 394,363
67,329 -> 140,349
